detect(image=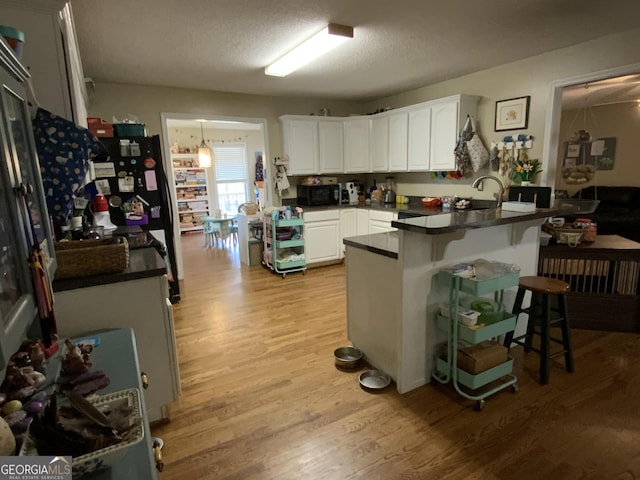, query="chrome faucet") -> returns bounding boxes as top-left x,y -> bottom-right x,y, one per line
471,175 -> 505,208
